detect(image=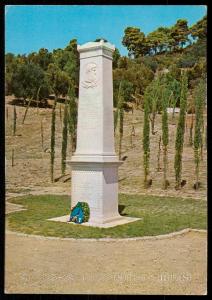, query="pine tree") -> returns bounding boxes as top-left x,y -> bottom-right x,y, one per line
61,99 -> 68,175
193,79 -> 205,189
174,71 -> 188,189
143,87 -> 151,187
